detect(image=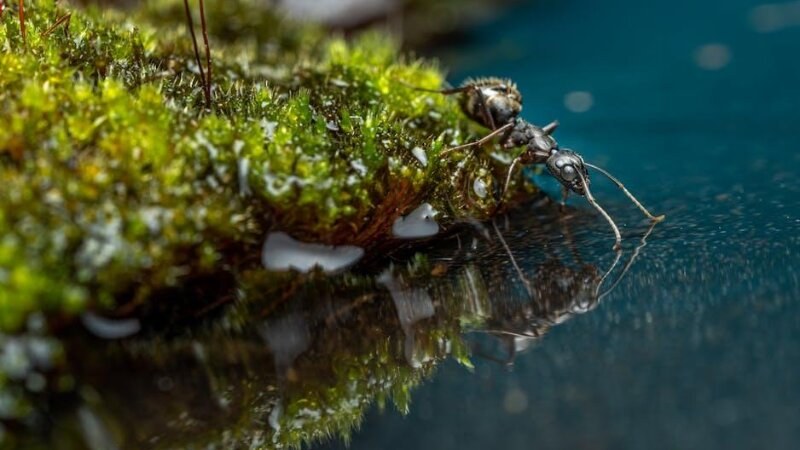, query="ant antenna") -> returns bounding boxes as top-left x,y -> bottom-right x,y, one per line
597,219 -> 658,301
584,163 -> 665,222
396,79 -> 460,95
576,170 -> 622,251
